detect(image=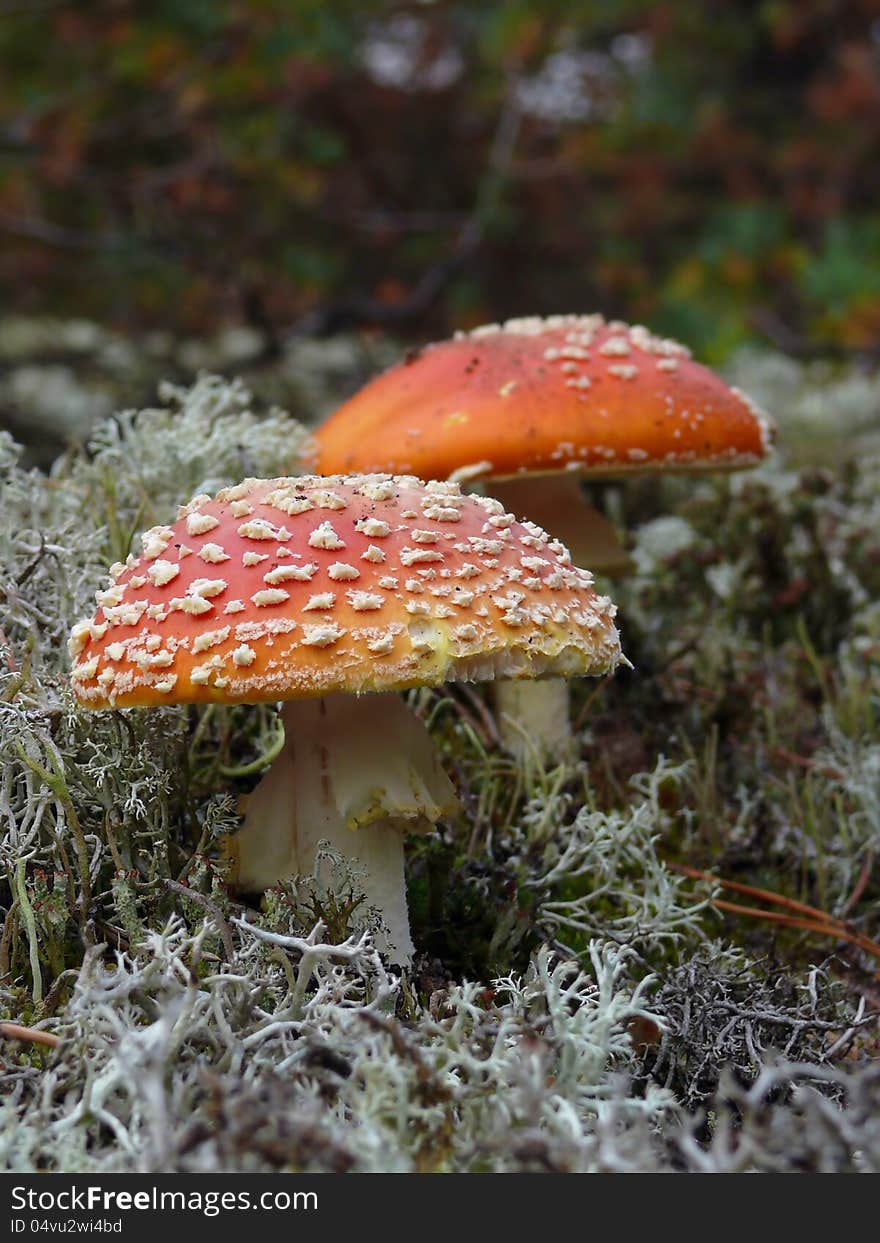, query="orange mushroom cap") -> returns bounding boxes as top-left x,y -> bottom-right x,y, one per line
69,474 -> 622,709
313,314 -> 776,483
